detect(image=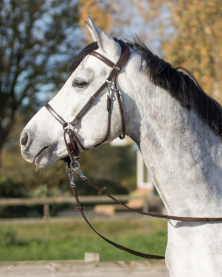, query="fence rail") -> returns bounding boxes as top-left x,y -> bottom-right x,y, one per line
0,195 -> 162,237
0,195 -> 132,228
0,195 -> 153,206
